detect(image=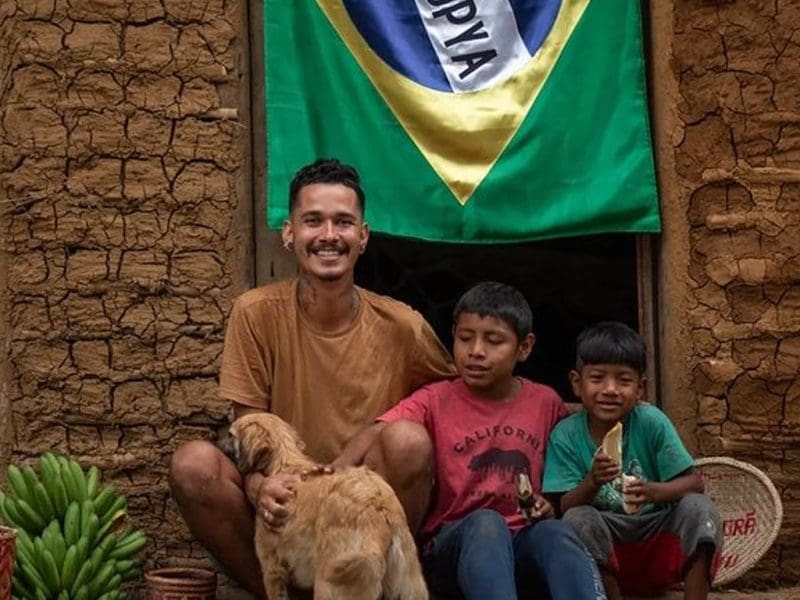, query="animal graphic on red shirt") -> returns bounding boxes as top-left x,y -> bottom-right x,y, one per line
468,448 -> 531,483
